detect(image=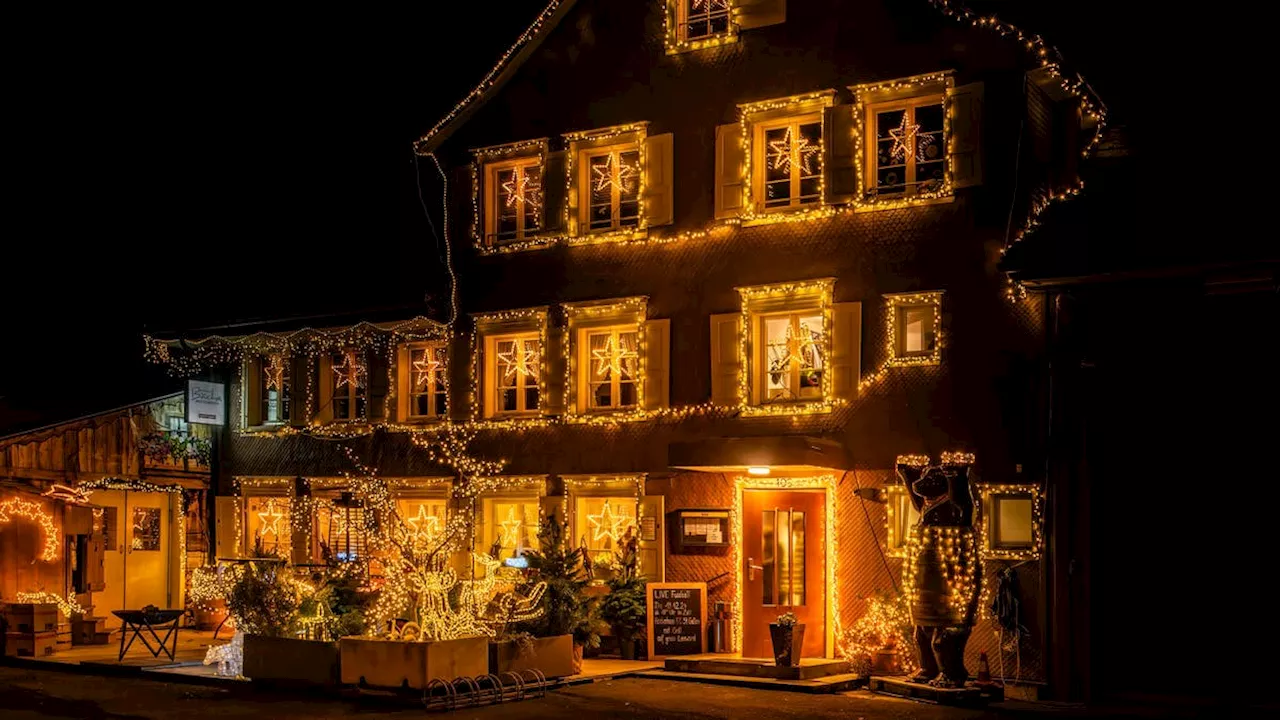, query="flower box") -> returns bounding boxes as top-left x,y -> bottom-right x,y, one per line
242,635 -> 340,686
340,636 -> 488,690
489,634 -> 575,679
